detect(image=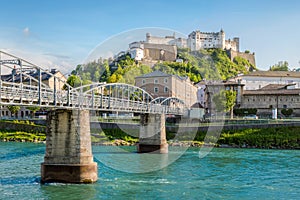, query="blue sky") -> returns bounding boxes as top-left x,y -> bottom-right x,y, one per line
0,0 -> 300,73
